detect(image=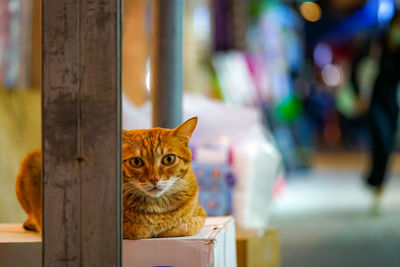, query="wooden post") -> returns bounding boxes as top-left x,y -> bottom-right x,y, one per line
42,0 -> 122,266
151,0 -> 184,128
